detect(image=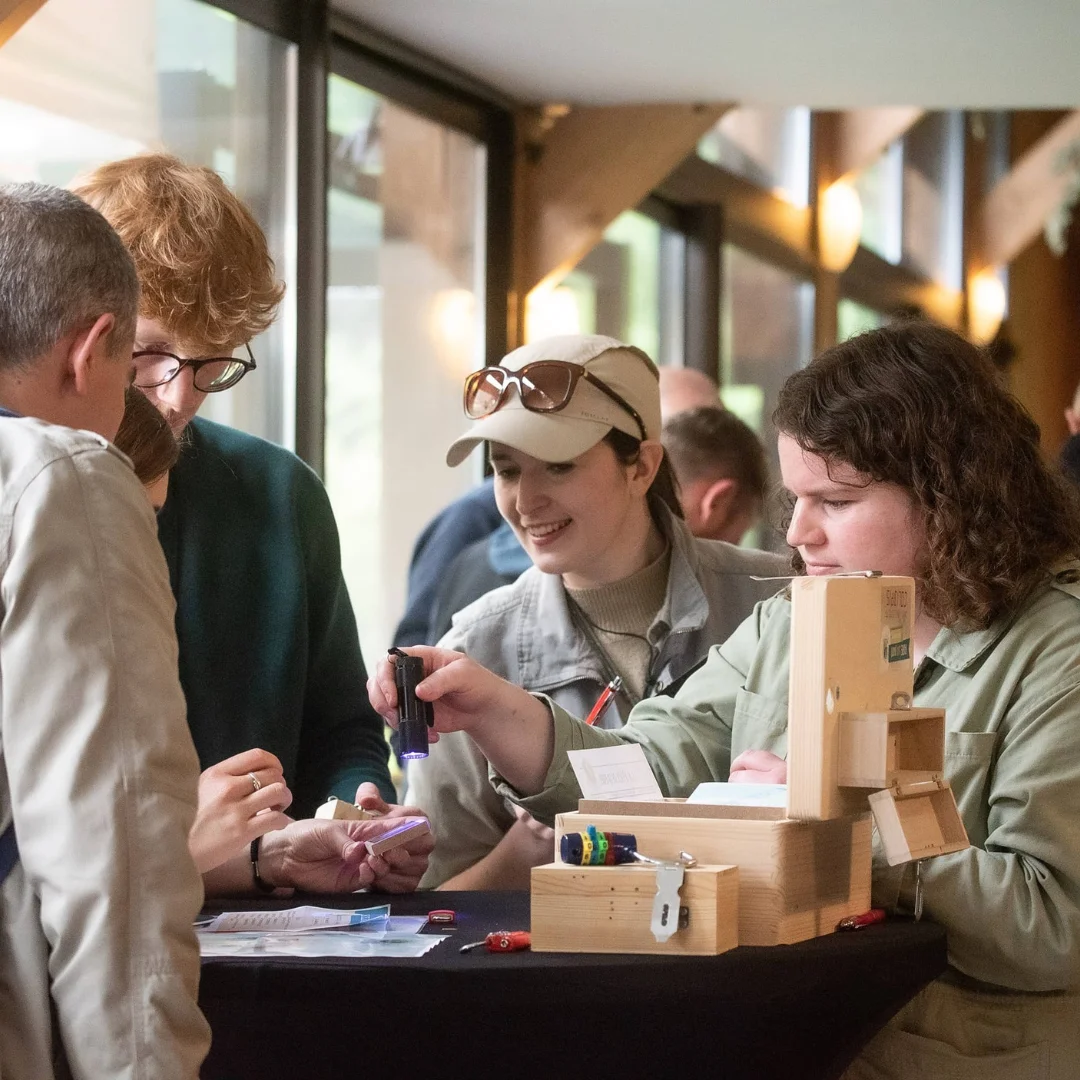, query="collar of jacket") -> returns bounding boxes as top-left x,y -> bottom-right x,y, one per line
923,559 -> 1080,673
517,507 -> 709,693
